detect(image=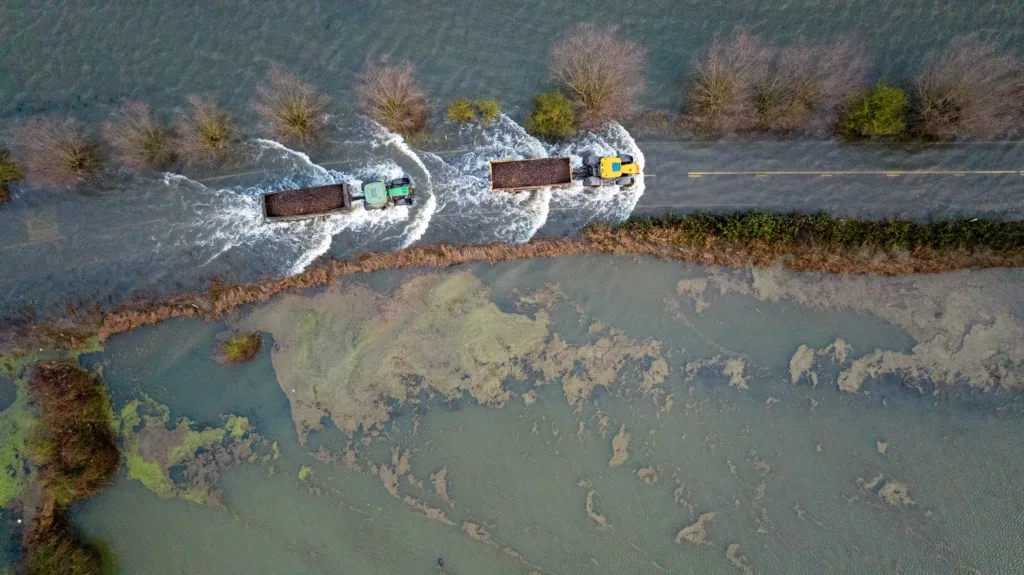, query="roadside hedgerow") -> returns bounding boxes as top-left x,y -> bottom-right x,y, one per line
836,84 -> 908,140
525,92 -> 577,140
